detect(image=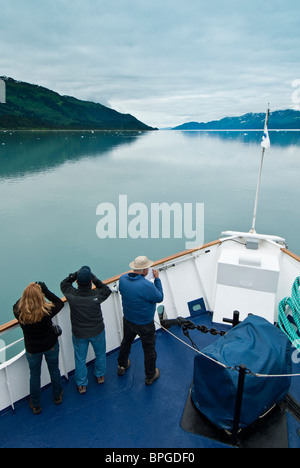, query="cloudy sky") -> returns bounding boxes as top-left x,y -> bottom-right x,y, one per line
1,0 -> 300,128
